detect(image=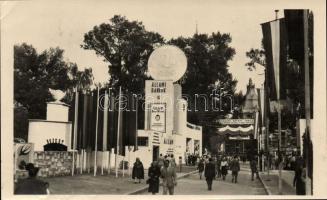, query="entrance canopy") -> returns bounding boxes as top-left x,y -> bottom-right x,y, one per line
217,125 -> 254,137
